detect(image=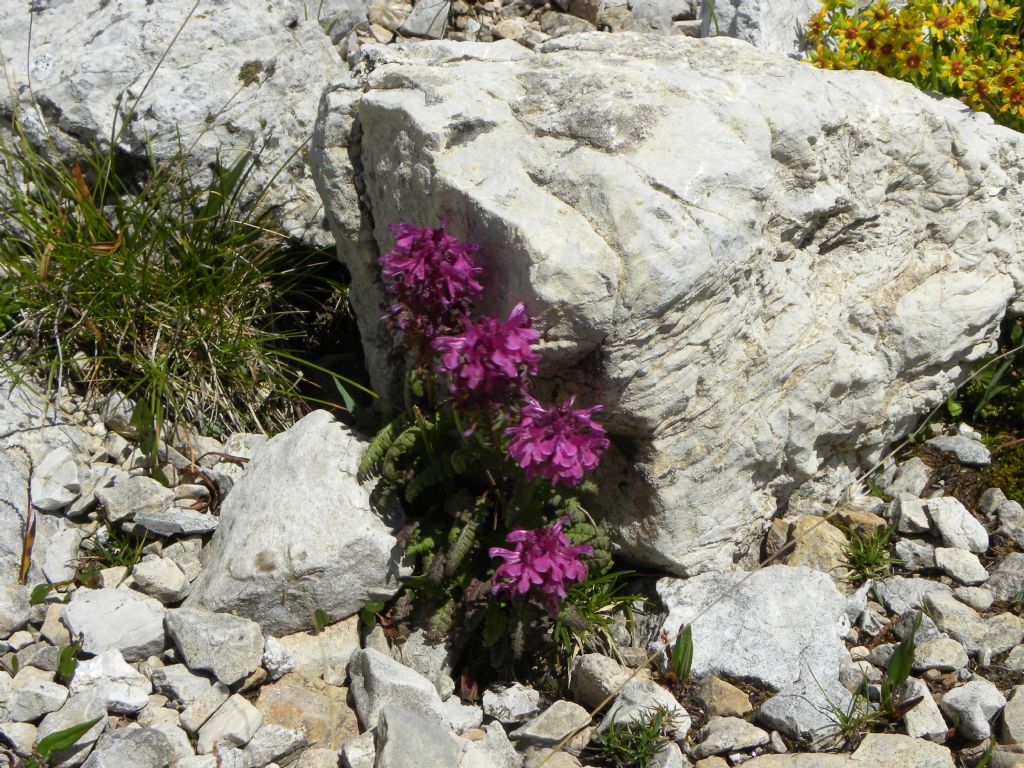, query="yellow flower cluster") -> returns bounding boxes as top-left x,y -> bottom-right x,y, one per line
804,0 -> 1024,129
